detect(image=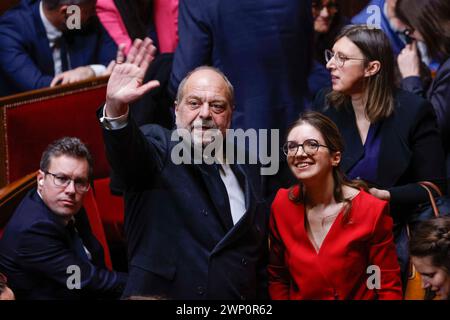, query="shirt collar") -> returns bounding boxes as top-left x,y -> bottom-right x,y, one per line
39,0 -> 62,42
